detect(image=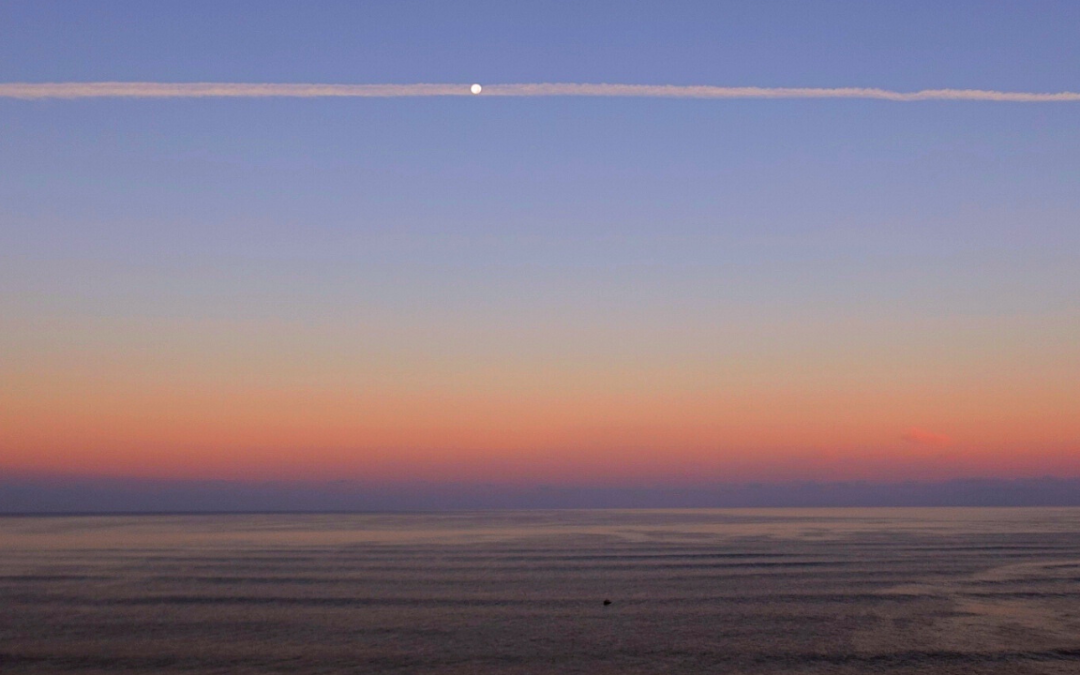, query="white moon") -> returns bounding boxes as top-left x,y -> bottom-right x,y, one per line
470,83 -> 482,94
